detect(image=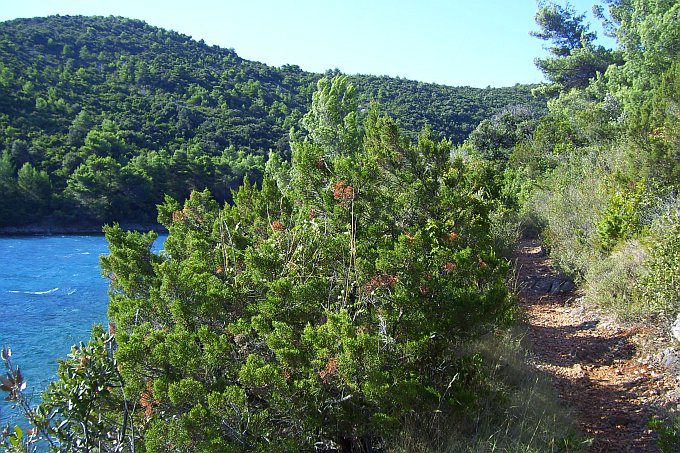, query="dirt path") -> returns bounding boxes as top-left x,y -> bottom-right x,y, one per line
515,238 -> 679,452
